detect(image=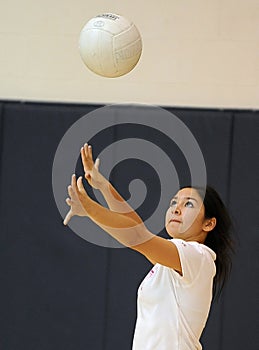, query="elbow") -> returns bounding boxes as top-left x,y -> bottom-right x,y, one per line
129,226 -> 154,249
